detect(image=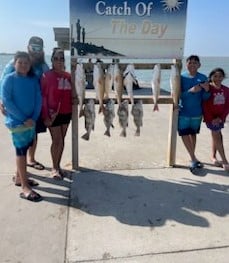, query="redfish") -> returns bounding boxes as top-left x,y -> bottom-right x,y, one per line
151,64 -> 161,111
75,63 -> 86,117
